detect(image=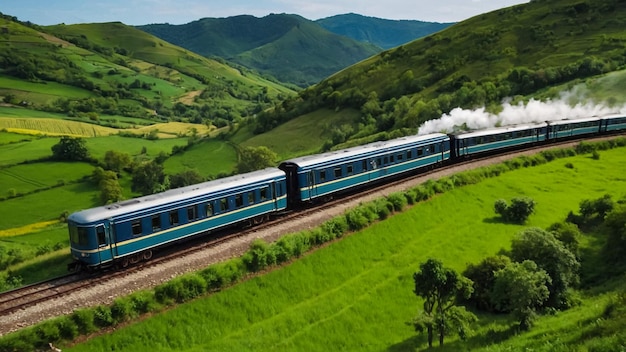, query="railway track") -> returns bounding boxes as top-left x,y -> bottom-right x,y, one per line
0,134 -> 622,336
